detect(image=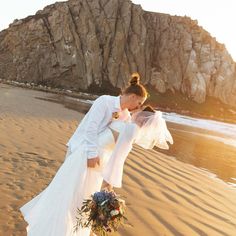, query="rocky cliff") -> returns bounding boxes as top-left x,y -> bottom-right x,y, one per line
0,0 -> 235,107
